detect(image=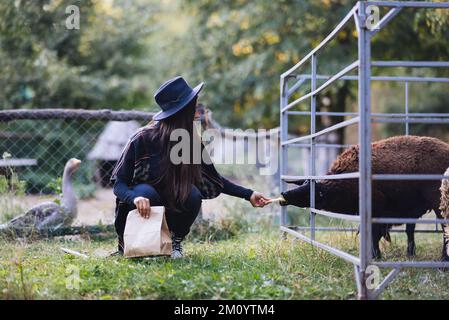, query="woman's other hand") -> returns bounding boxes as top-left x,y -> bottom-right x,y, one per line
249,192 -> 271,208
133,196 -> 151,218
